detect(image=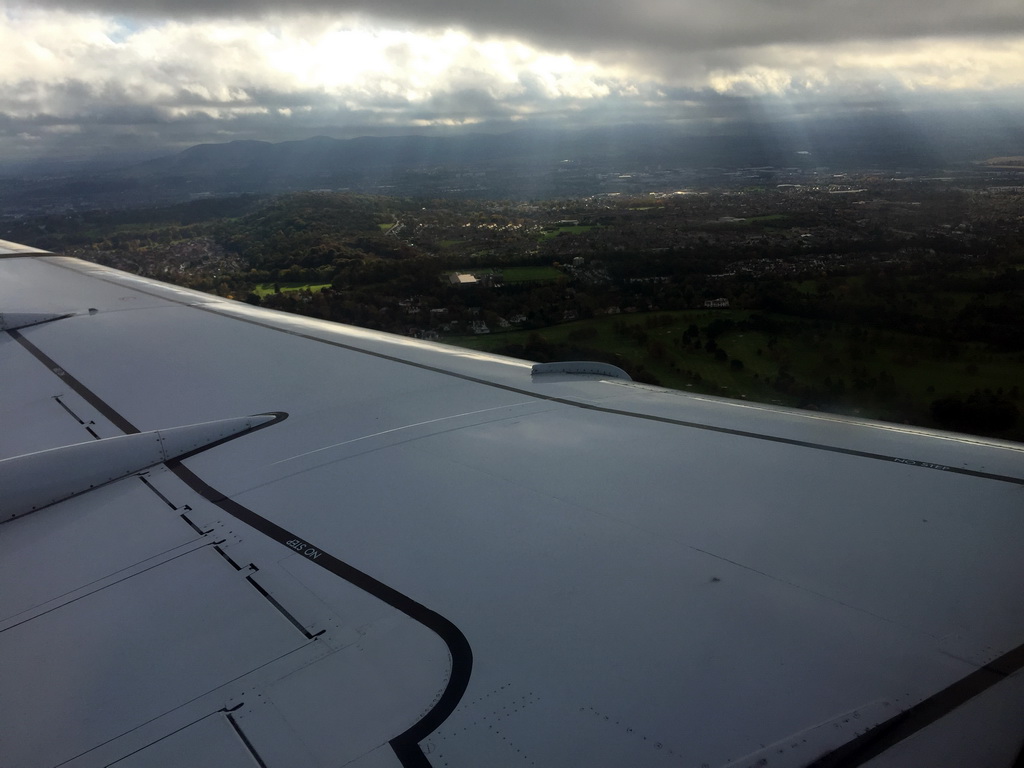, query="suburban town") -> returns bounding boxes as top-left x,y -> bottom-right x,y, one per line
5,166 -> 1023,440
